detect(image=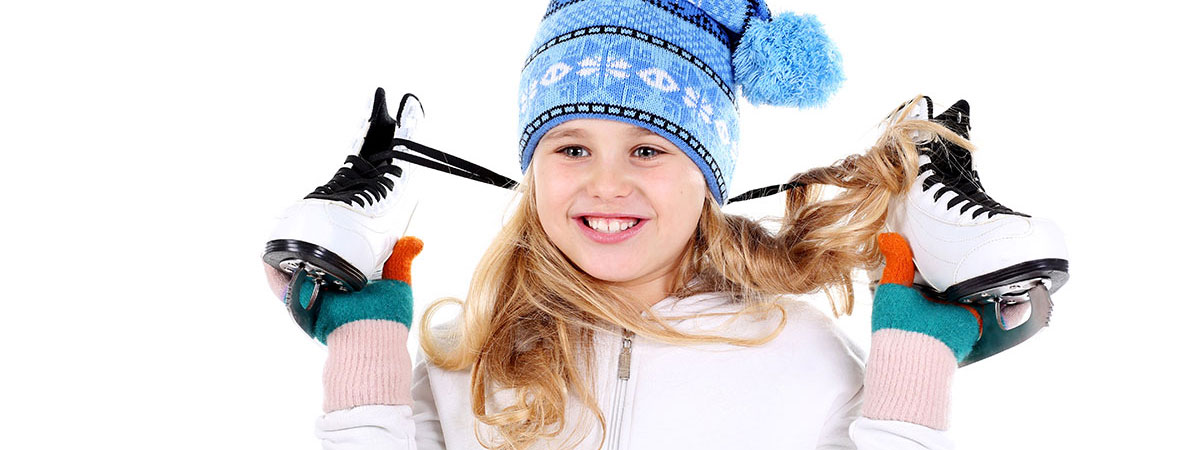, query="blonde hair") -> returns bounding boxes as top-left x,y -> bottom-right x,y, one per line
417,95 -> 971,449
